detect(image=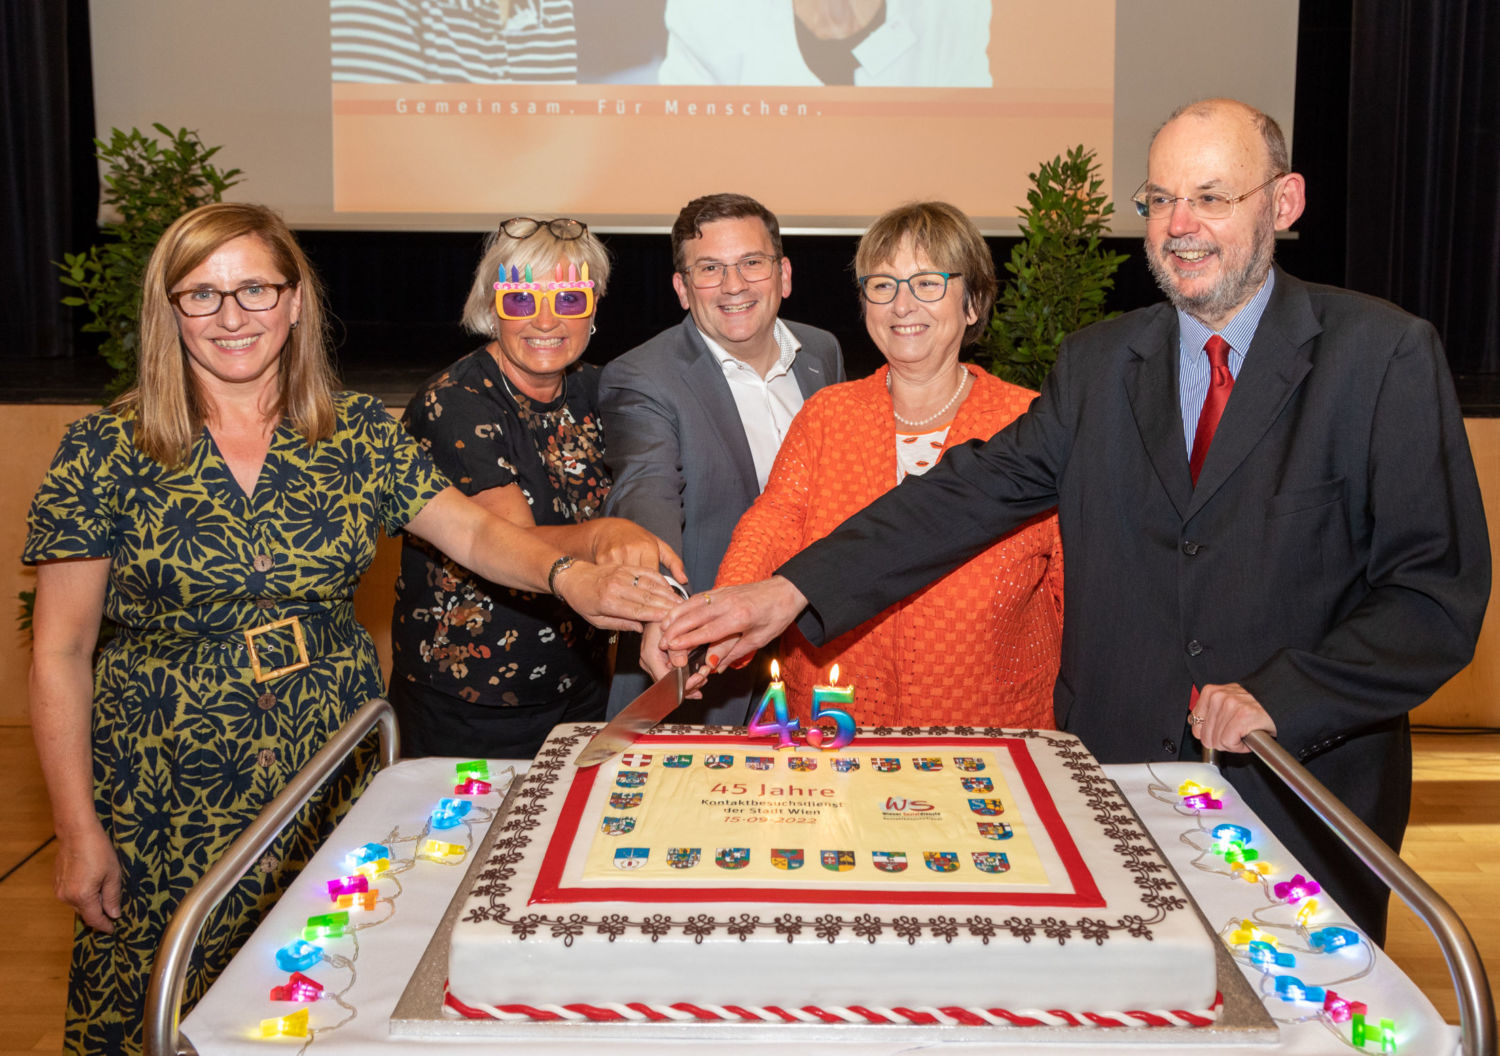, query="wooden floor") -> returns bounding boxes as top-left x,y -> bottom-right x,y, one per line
0,730 -> 1494,1054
